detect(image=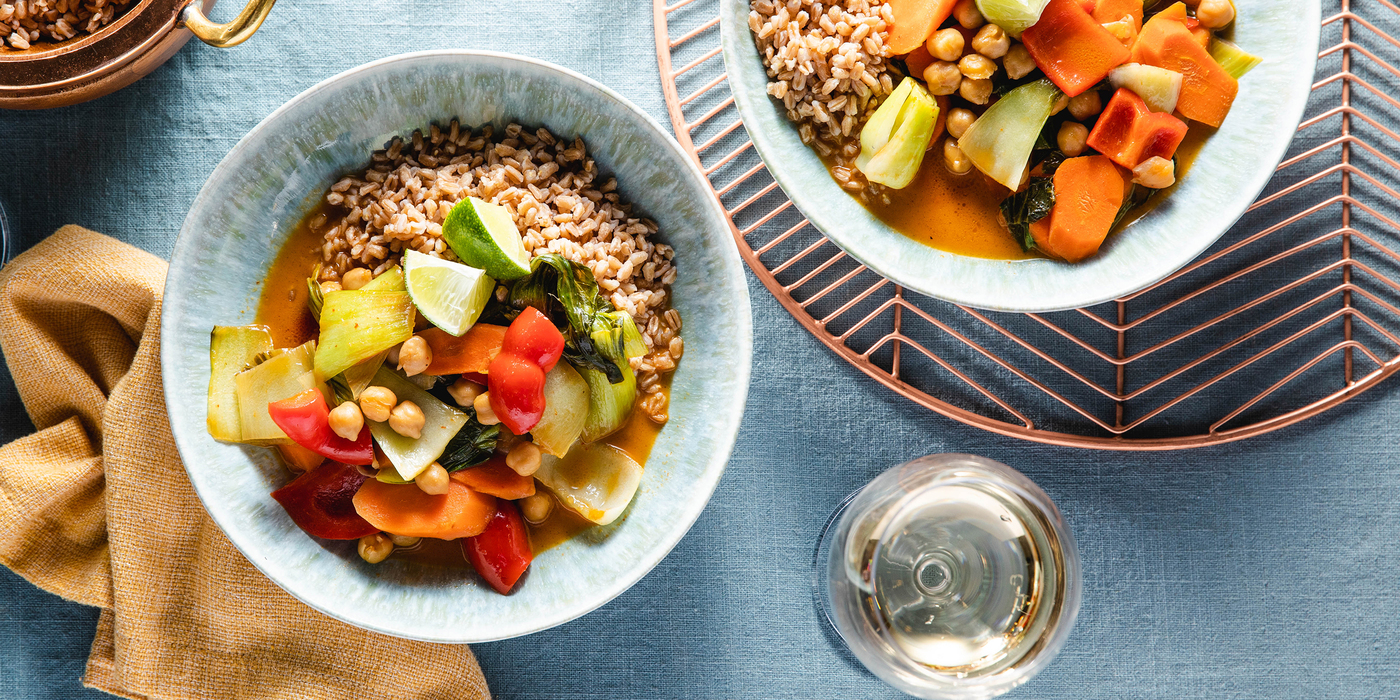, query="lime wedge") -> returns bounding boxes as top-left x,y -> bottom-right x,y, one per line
402,250 -> 496,336
442,196 -> 533,280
